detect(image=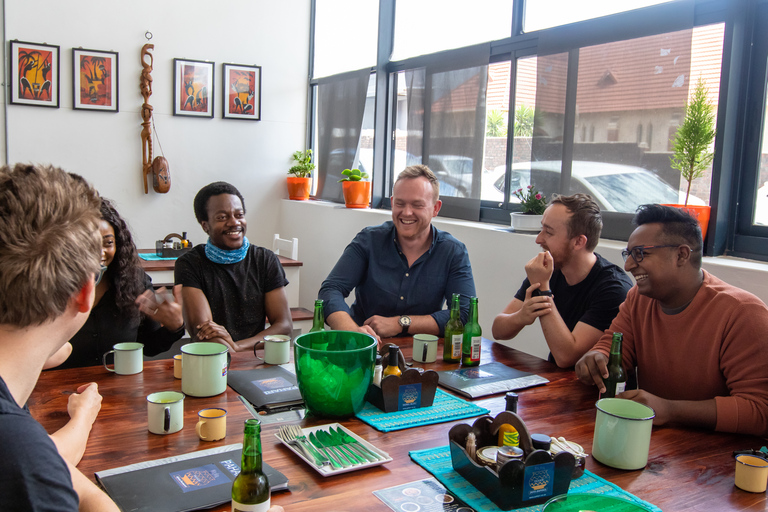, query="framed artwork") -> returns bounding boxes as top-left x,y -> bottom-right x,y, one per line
73,48 -> 118,112
173,58 -> 214,118
10,40 -> 60,108
222,63 -> 261,120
